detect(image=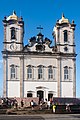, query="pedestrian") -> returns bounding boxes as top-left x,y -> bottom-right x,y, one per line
31,100 -> 34,110
1,99 -> 4,105
47,100 -> 50,110
40,101 -> 43,110
15,100 -> 18,109
21,99 -> 24,107
44,99 -> 48,109
53,104 -> 56,113
6,97 -> 8,106
66,104 -> 71,112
